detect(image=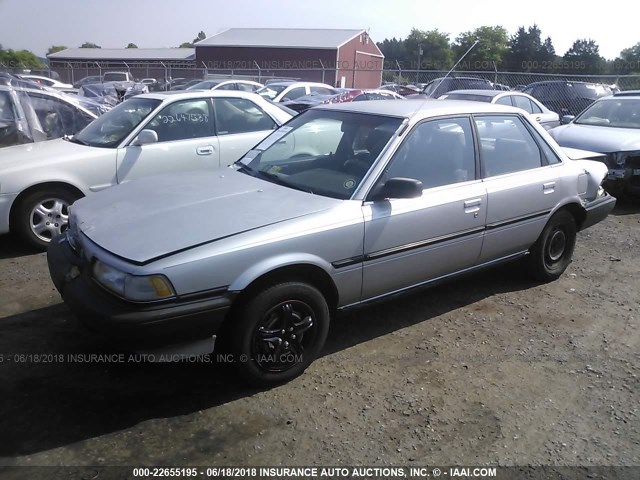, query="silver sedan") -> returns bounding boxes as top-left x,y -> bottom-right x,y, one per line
48,100 -> 615,386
